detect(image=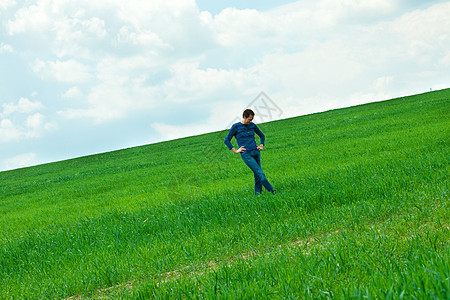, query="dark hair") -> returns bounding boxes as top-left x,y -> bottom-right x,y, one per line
243,109 -> 255,118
